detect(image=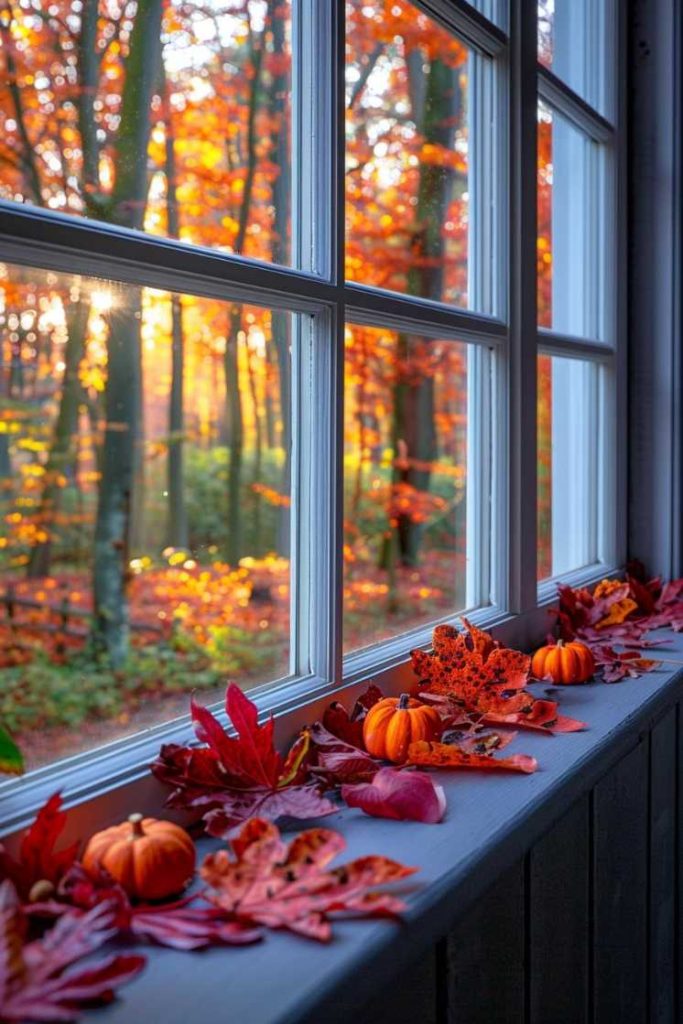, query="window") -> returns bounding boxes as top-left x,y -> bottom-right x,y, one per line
0,0 -> 622,783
